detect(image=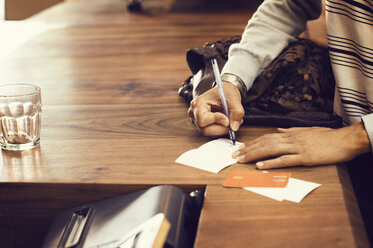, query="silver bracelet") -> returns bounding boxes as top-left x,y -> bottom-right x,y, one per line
221,73 -> 247,98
